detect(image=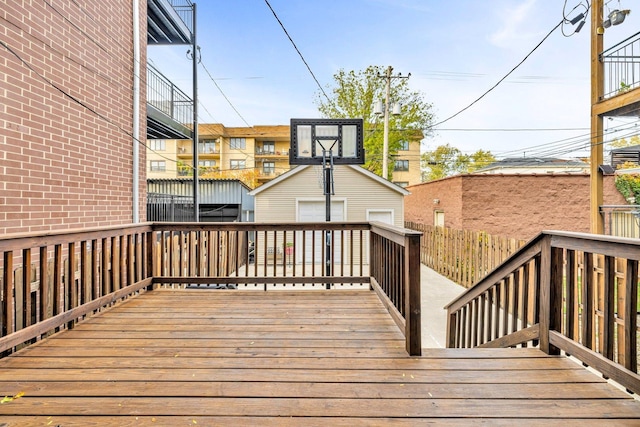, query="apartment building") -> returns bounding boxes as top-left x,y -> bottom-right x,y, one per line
149,123 -> 422,187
